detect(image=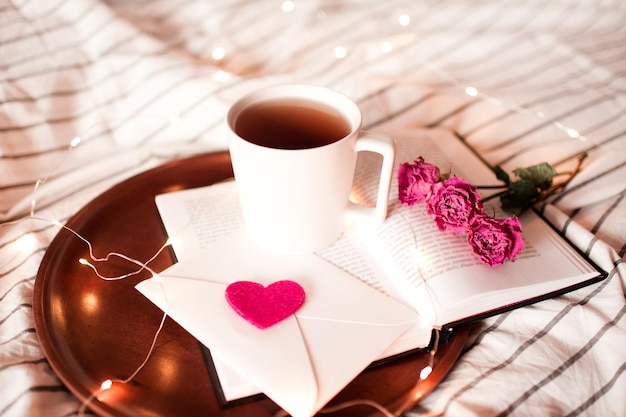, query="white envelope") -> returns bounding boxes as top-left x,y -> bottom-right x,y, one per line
136,229 -> 419,417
